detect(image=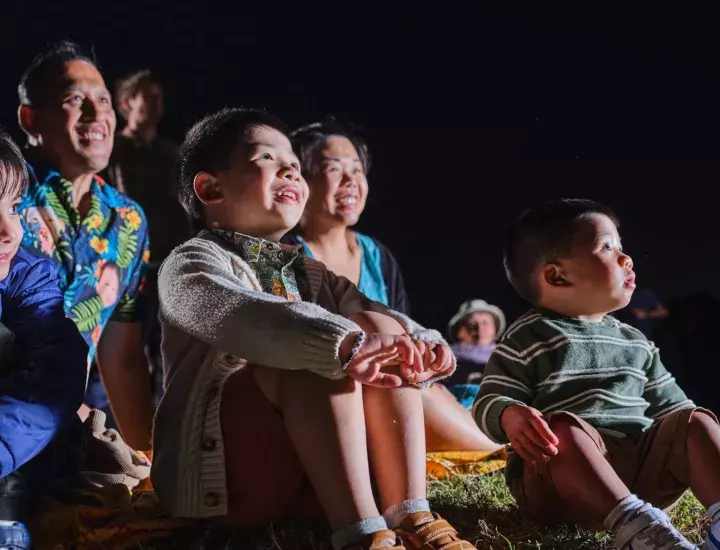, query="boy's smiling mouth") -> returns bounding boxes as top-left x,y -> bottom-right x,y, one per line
272,184 -> 302,204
